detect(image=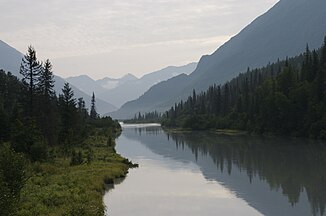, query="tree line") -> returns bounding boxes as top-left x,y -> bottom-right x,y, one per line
124,111 -> 162,123
163,37 -> 326,139
0,46 -> 120,214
